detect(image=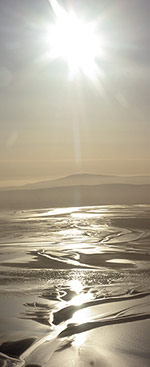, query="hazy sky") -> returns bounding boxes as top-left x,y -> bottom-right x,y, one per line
0,0 -> 150,186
